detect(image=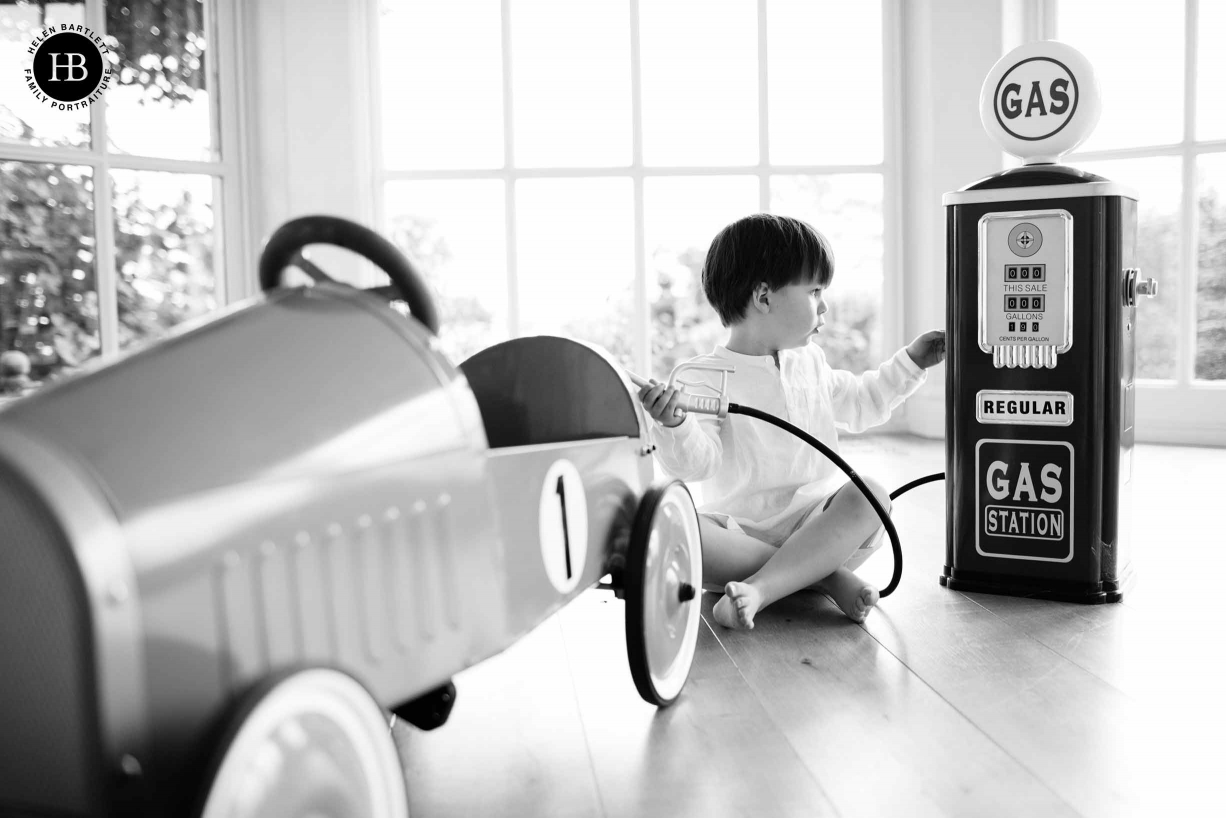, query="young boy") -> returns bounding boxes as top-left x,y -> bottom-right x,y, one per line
638,214 -> 945,629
